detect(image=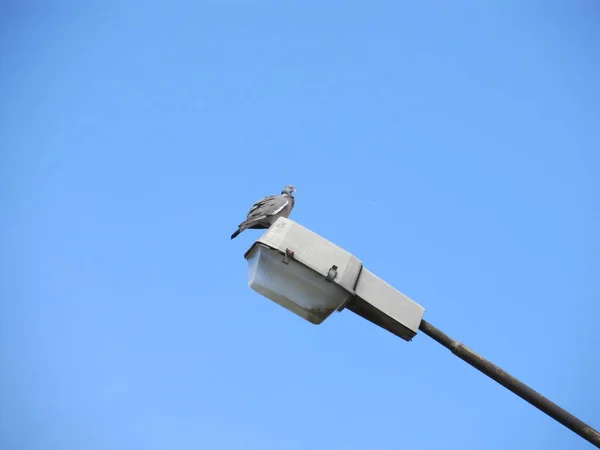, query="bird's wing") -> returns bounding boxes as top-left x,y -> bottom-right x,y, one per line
246,195 -> 289,221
